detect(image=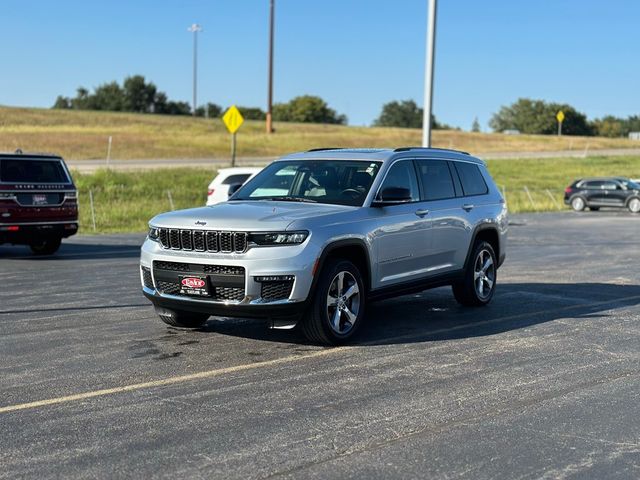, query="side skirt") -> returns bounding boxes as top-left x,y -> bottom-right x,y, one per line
368,270 -> 465,303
